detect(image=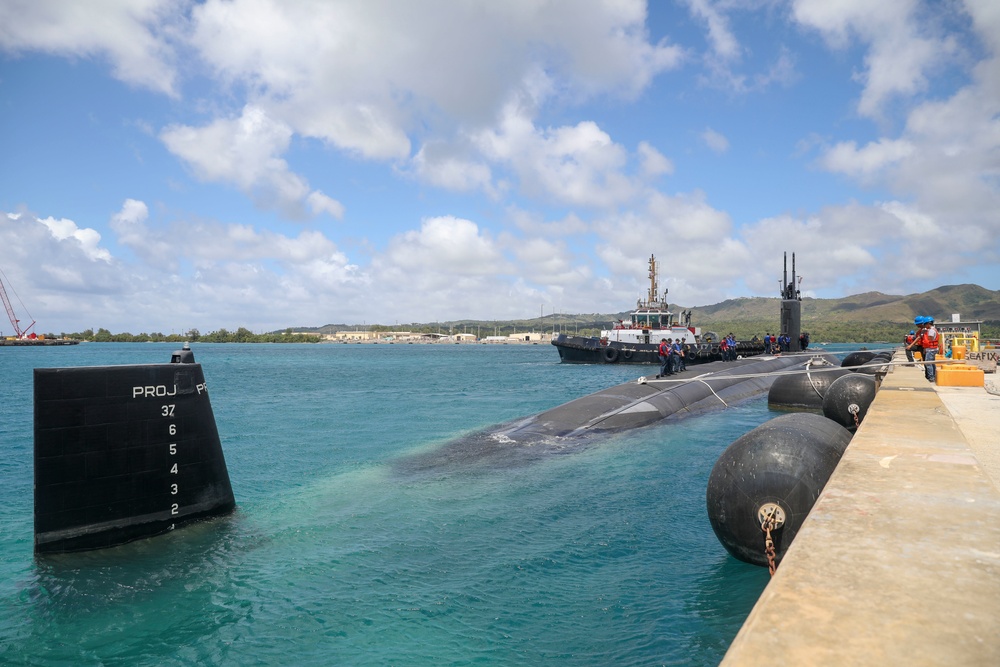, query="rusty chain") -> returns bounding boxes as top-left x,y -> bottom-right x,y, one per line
848,403 -> 860,428
758,503 -> 785,577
